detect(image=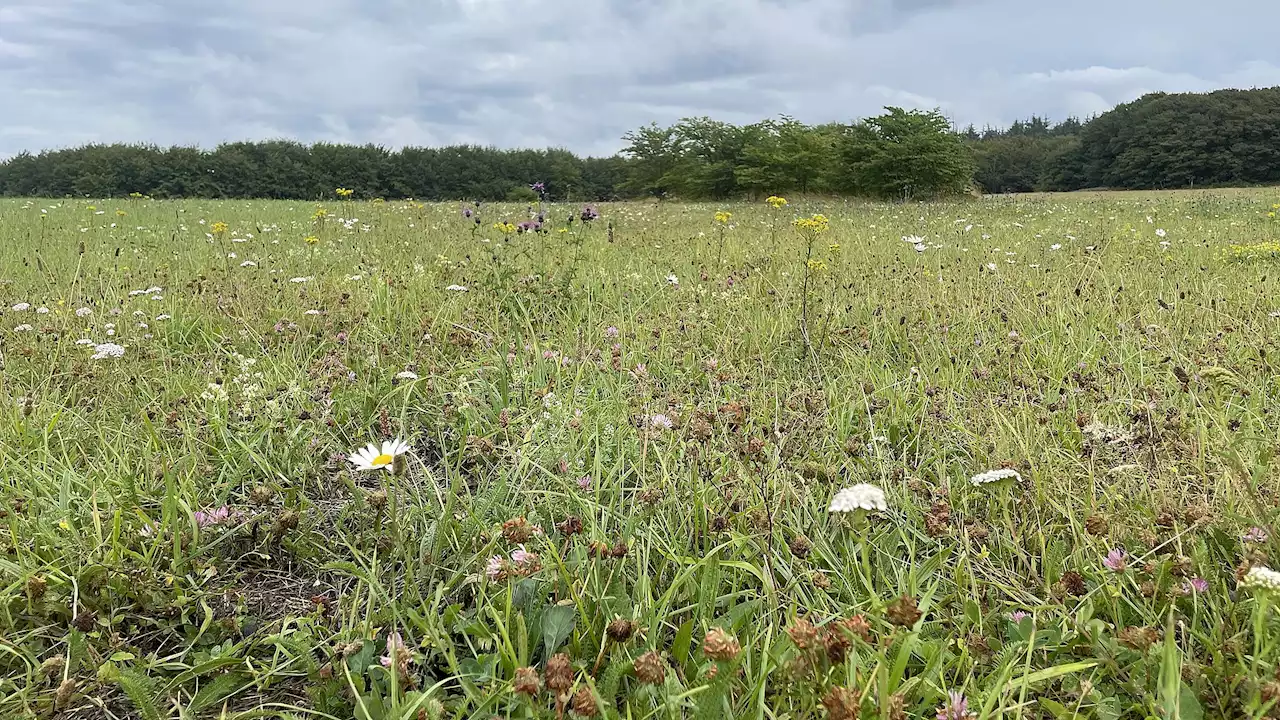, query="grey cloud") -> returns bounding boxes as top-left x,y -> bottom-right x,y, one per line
0,0 -> 1276,158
